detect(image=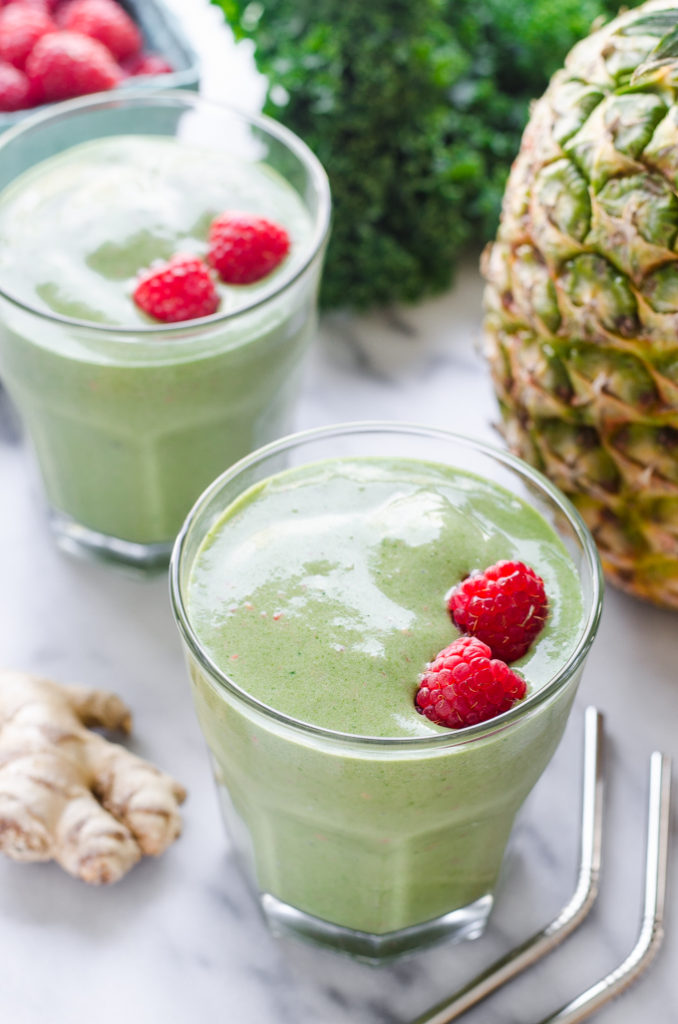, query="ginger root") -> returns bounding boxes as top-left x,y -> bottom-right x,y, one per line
0,670 -> 186,884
